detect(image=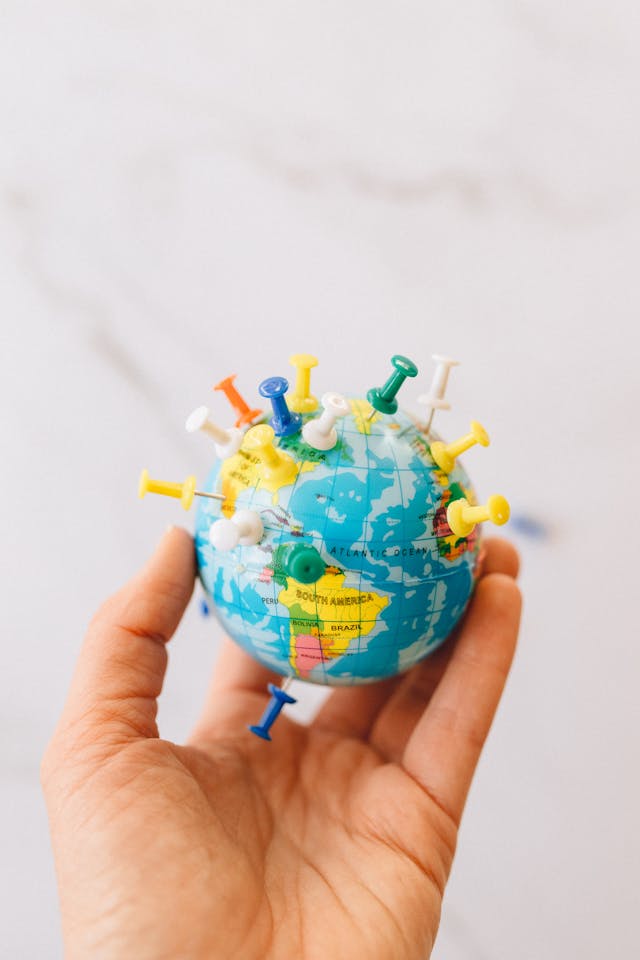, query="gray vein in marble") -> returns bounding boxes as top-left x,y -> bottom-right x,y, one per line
109,266 -> 216,364
246,142 -> 612,226
248,143 -> 489,210
6,192 -> 193,459
502,0 -> 627,62
91,81 -> 616,225
124,123 -> 611,227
